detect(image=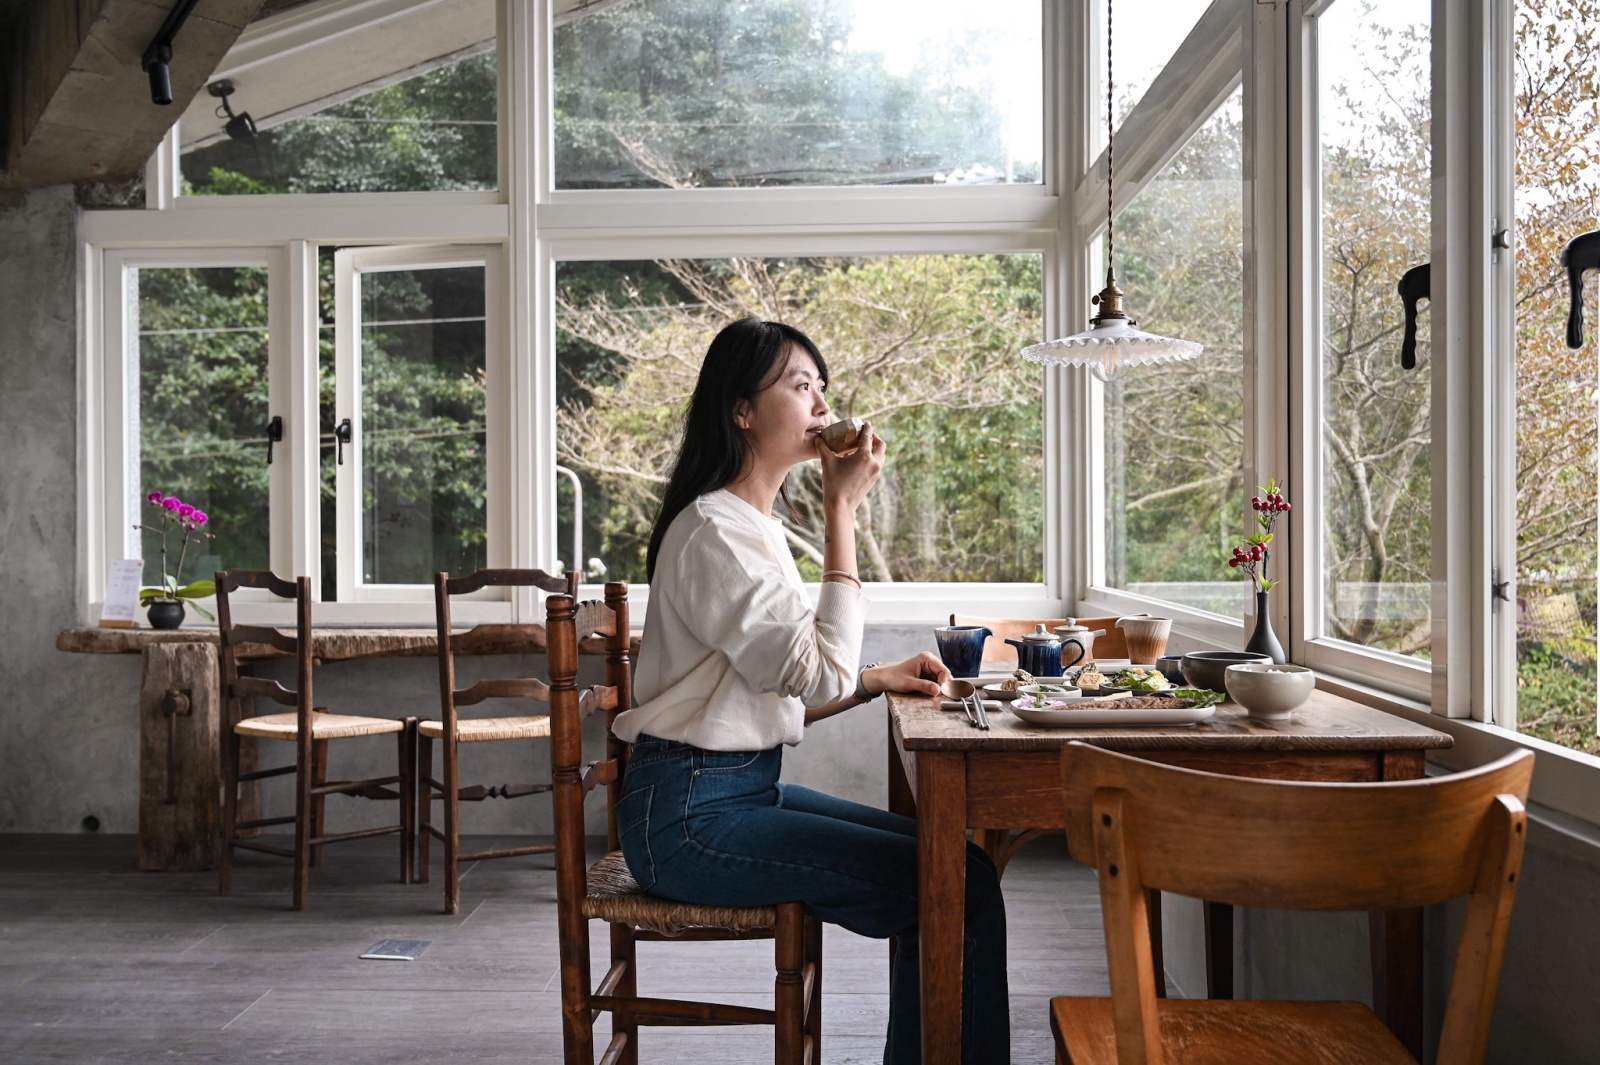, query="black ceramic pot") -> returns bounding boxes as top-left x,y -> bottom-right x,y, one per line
1179,650 -> 1270,692
147,600 -> 186,630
